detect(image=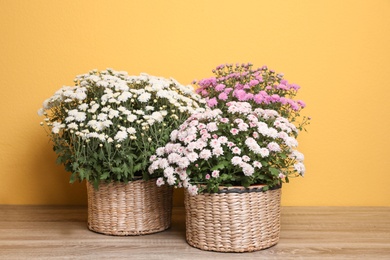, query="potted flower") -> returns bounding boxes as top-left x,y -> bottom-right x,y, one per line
148,63 -> 309,252
194,63 -> 309,126
38,68 -> 206,235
